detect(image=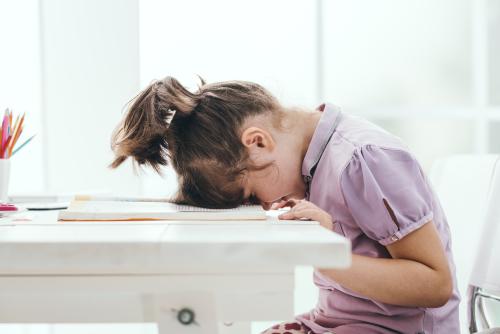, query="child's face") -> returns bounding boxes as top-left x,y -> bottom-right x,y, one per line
241,124 -> 307,210
243,161 -> 306,210
240,109 -> 321,209
241,117 -> 306,210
